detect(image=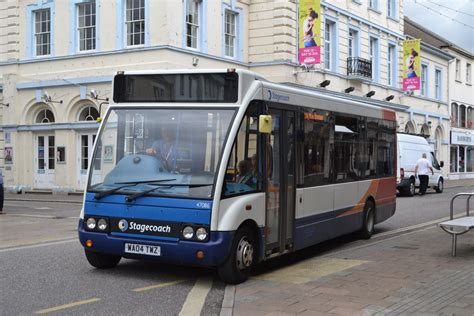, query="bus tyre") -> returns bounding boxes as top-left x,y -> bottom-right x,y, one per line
85,250 -> 121,269
218,226 -> 256,284
435,179 -> 443,193
360,200 -> 375,239
406,179 -> 415,197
